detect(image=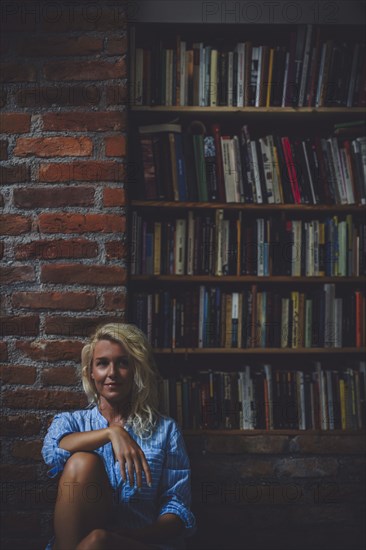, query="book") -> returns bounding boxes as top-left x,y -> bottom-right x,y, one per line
210,49 -> 218,106
174,219 -> 187,275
